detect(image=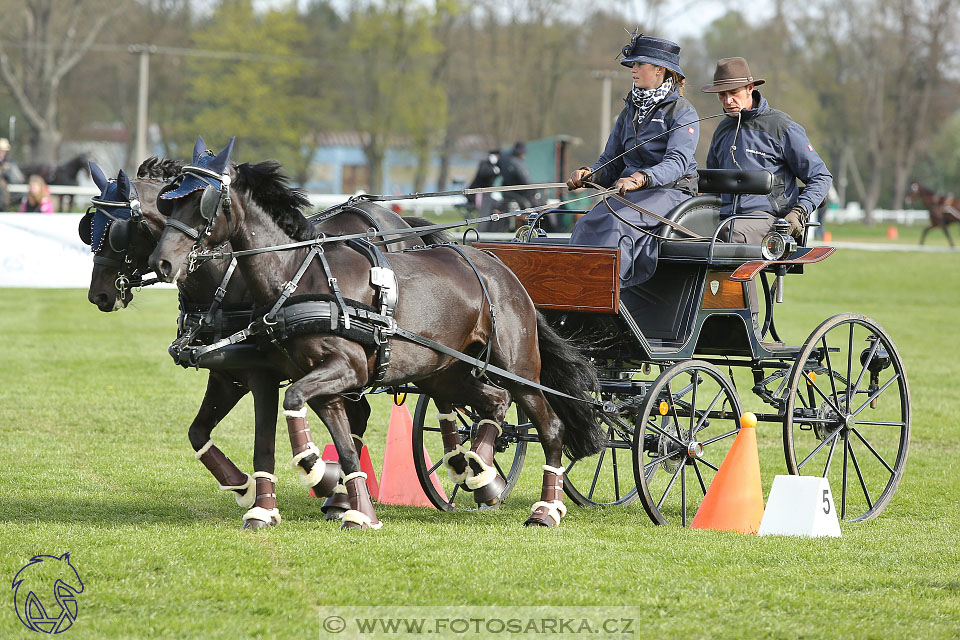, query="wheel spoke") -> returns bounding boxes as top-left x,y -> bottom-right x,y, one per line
644,450 -> 683,470
693,459 -> 708,495
493,456 -> 506,478
841,434 -> 849,519
656,460 -> 684,510
820,335 -> 842,410
696,456 -> 719,472
645,418 -> 686,449
666,380 -> 686,441
821,434 -> 838,477
588,447 -> 607,501
689,372 -> 699,437
681,464 -> 687,527
847,440 -> 873,510
611,438 -> 621,500
852,338 -> 880,399
851,373 -> 900,417
854,420 -> 906,427
851,426 -> 895,474
846,323 -> 854,411
692,389 -> 726,438
428,456 -> 445,476
797,424 -> 844,470
803,371 -> 845,416
701,428 -> 738,447
450,483 -> 460,503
